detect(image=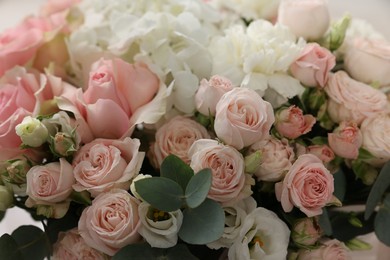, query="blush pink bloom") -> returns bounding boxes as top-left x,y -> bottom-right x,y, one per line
189,139 -> 254,205
275,105 -> 316,139
307,145 -> 335,163
325,71 -> 388,125
344,38 -> 390,87
290,43 -> 336,87
214,87 -> 274,150
275,154 -> 334,217
292,217 -> 322,247
78,189 -> 141,256
328,121 -> 362,159
0,13 -> 66,76
72,137 -> 144,197
298,239 -> 351,260
53,228 -> 107,260
195,75 -> 234,116
149,116 -> 210,167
